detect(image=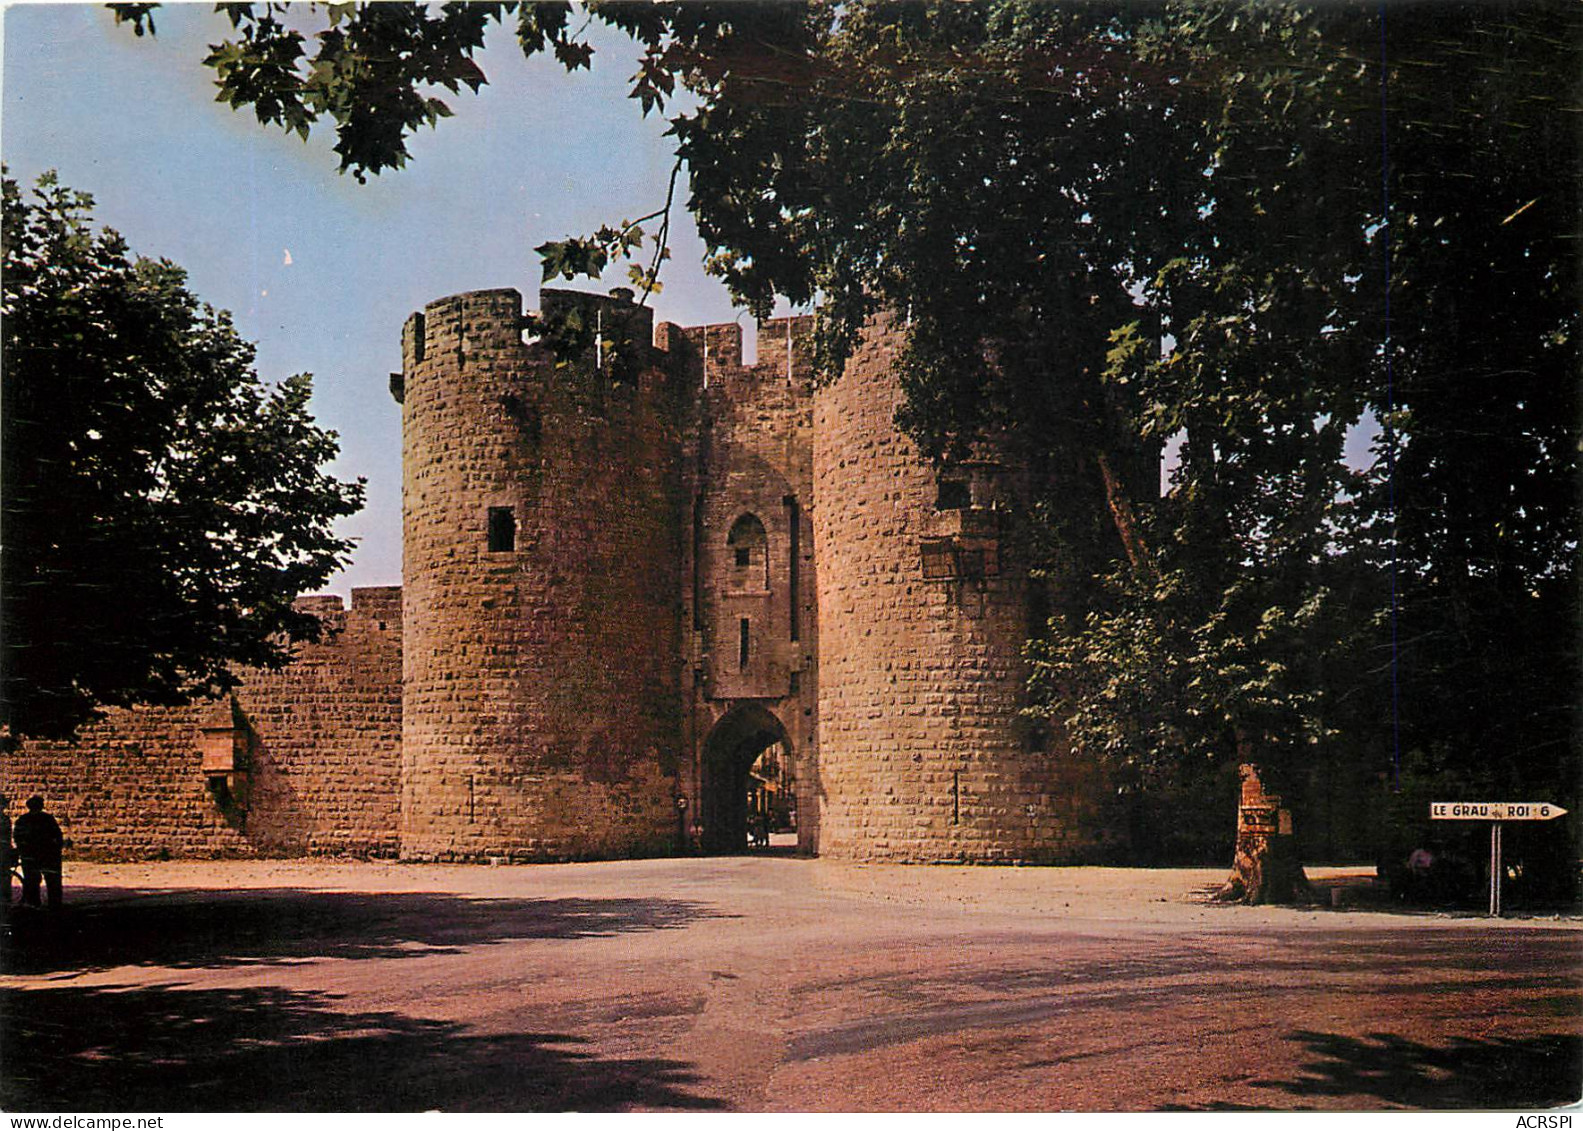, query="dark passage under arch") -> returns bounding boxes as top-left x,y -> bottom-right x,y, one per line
700,703 -> 790,855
